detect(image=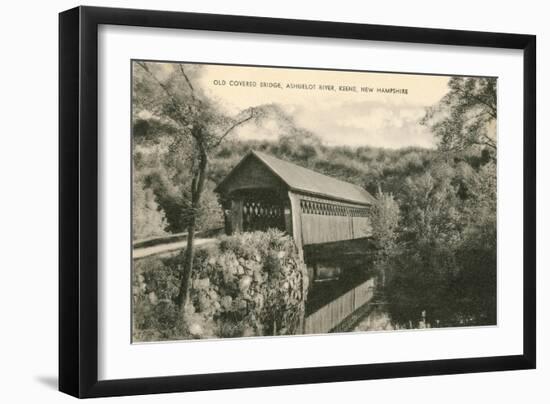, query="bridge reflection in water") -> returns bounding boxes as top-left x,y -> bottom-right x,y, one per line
303,238 -> 380,334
